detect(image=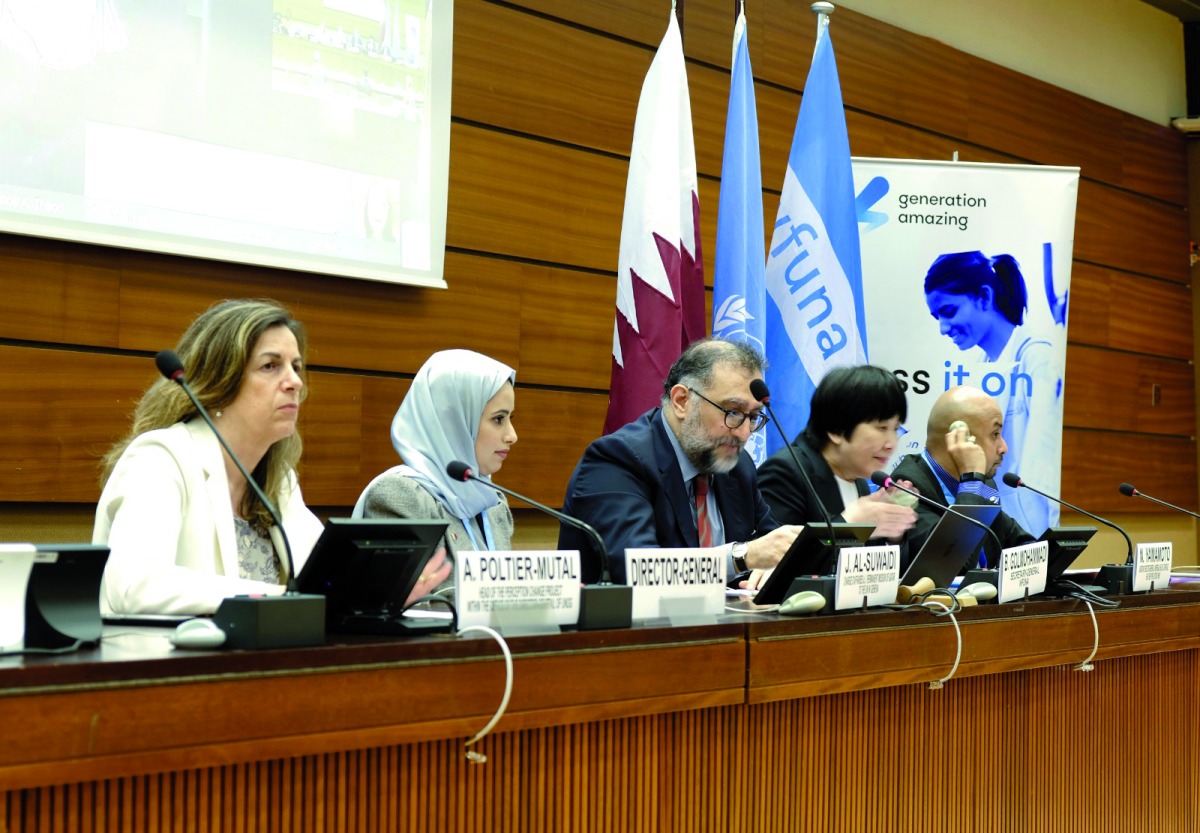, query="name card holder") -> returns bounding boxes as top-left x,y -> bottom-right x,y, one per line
456,550 -> 582,632
625,548 -> 726,623
0,545 -> 36,651
997,541 -> 1049,604
834,545 -> 900,611
1133,542 -> 1173,593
